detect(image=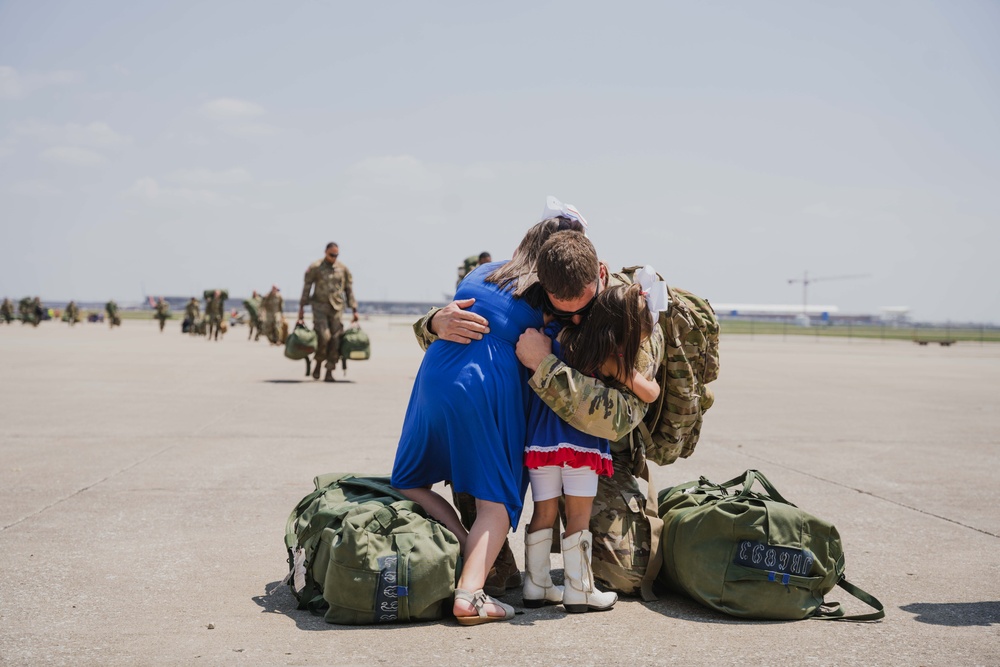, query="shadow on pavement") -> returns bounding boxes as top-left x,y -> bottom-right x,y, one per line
900,601 -> 1000,626
641,589 -> 795,625
252,580 -> 561,630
